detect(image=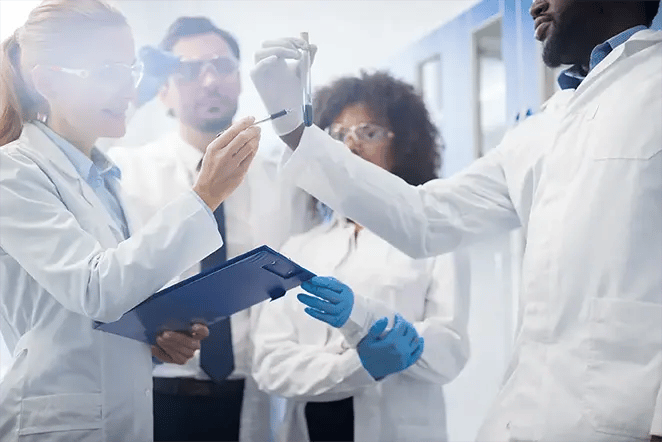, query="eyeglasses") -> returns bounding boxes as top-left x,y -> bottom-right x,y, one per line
328,123 -> 394,144
49,61 -> 144,88
175,56 -> 239,82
